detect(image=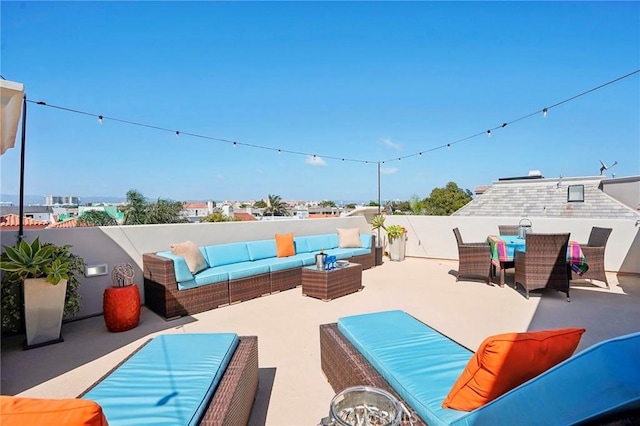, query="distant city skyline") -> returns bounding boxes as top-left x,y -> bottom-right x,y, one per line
1,2 -> 638,202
